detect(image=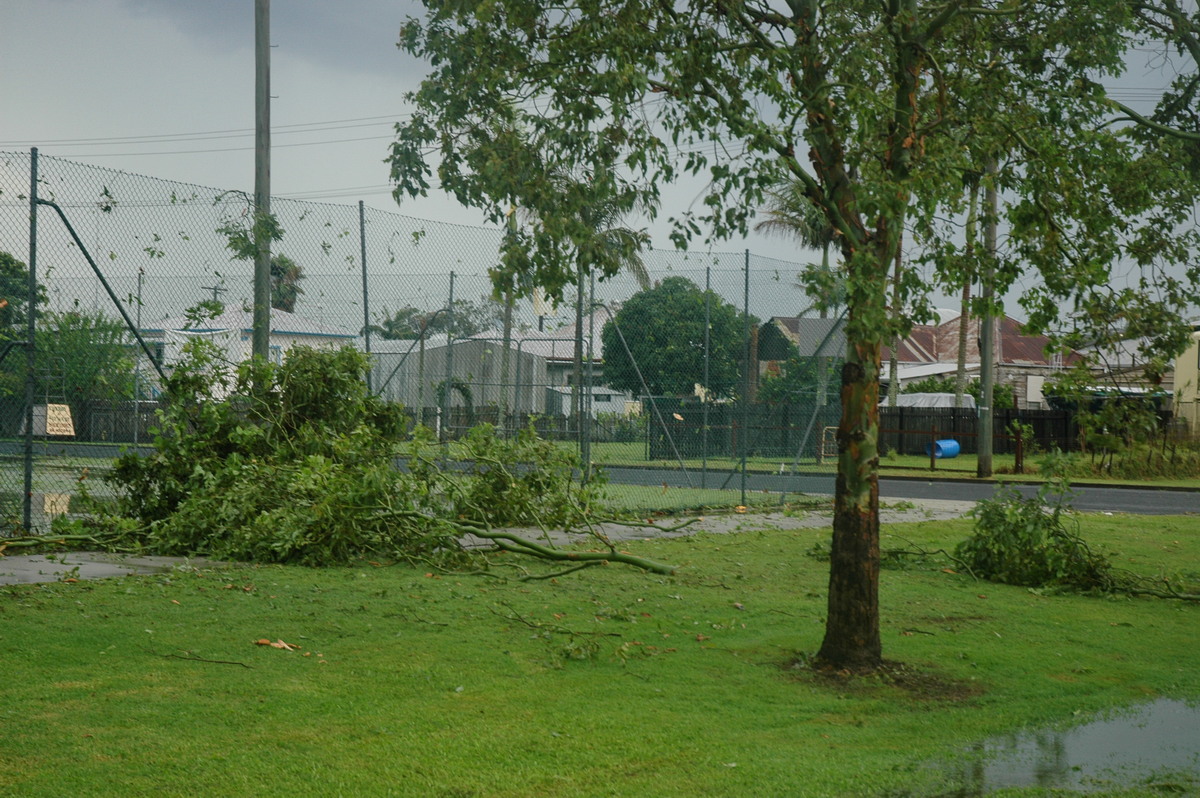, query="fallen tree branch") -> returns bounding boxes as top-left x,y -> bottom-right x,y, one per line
493,602 -> 622,638
517,562 -> 602,581
602,517 -> 702,534
146,648 -> 252,668
0,533 -> 107,552
479,530 -> 678,575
